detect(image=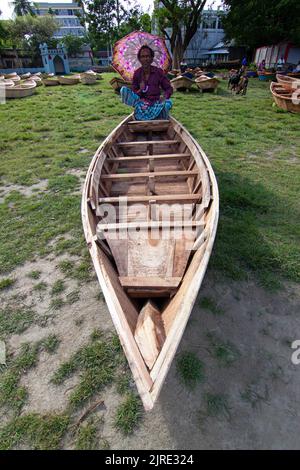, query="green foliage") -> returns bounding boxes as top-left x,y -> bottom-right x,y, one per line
0,307 -> 35,339
0,413 -> 70,450
51,334 -> 123,409
176,351 -> 205,389
63,34 -> 87,57
0,342 -> 40,412
223,0 -> 300,49
0,278 -> 15,290
11,0 -> 36,17
75,421 -> 98,450
114,393 -> 143,435
40,334 -> 60,354
51,280 -> 65,296
207,332 -> 240,367
199,296 -> 224,315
